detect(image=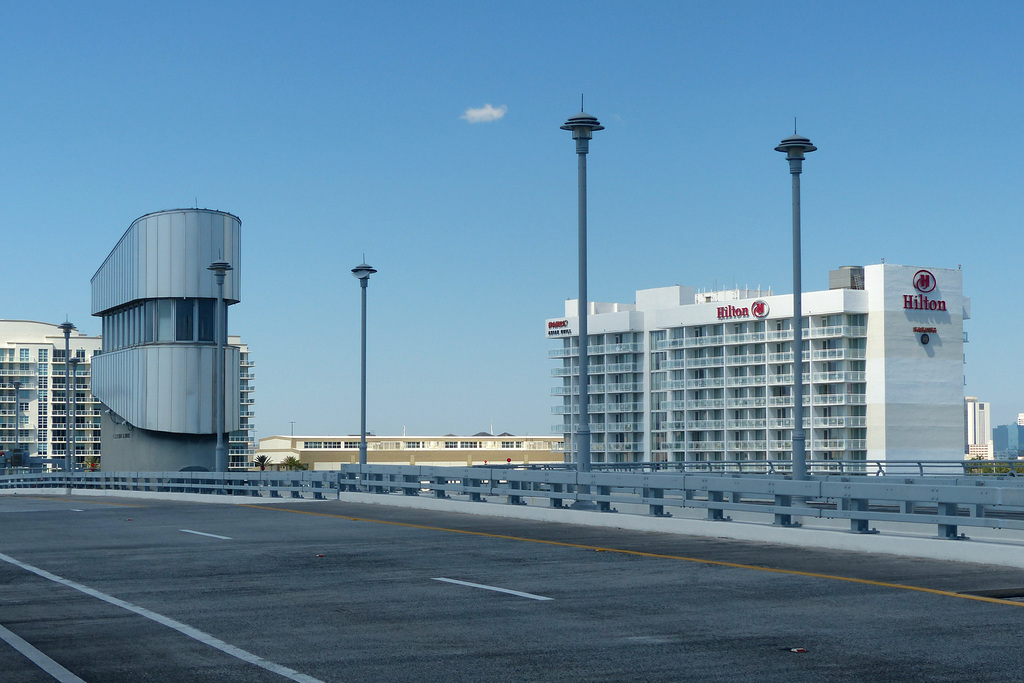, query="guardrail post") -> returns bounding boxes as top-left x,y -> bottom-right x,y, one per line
550,482 -> 564,508
707,490 -> 726,521
402,474 -> 420,496
467,477 -> 483,502
644,486 -> 669,517
507,477 -> 526,506
938,502 -> 963,539
597,484 -> 612,512
846,498 -> 877,534
432,476 -> 448,499
773,495 -> 801,527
